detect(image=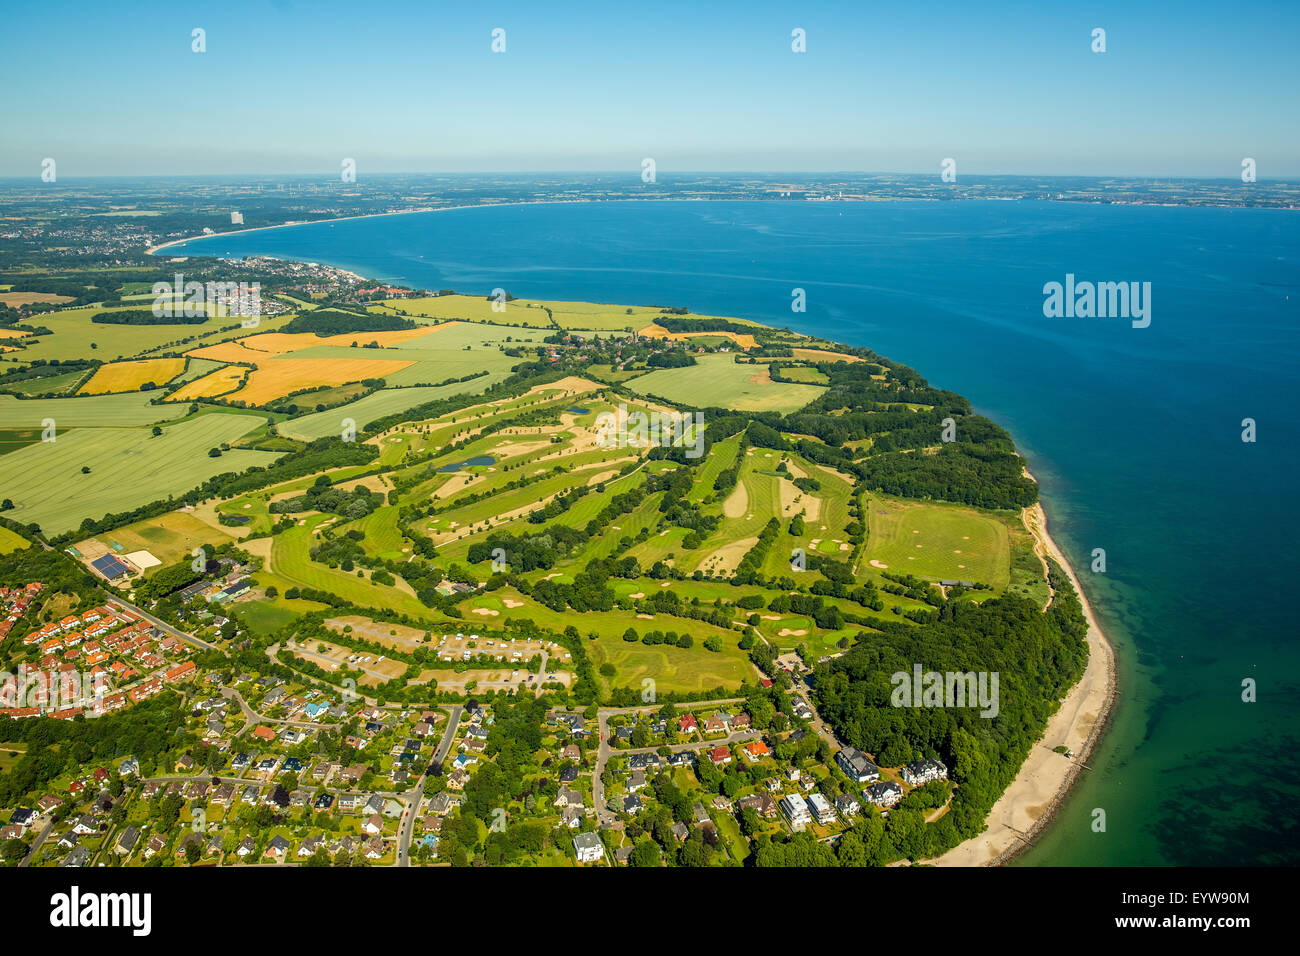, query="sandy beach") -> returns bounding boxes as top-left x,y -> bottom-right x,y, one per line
932,489 -> 1117,866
